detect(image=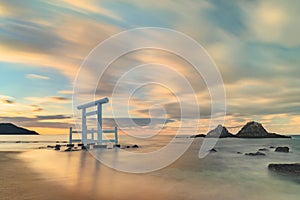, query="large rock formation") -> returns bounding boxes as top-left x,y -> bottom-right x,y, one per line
236,121 -> 290,138
207,125 -> 235,138
0,123 -> 39,135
